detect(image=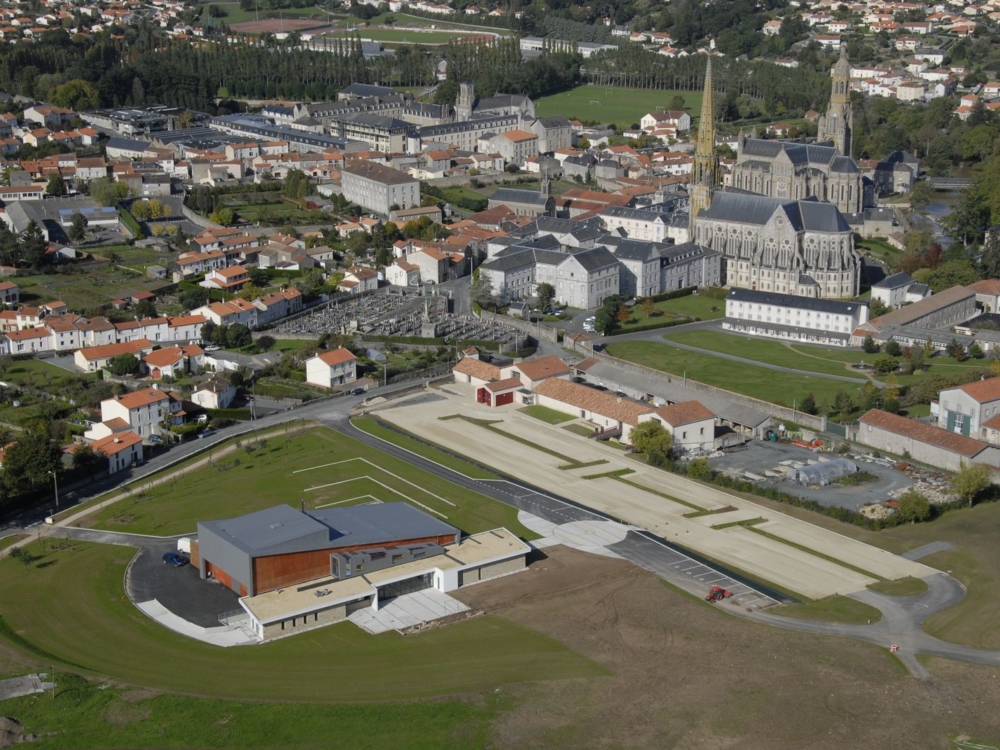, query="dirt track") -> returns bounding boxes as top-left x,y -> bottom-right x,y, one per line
455,546 -> 1000,749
